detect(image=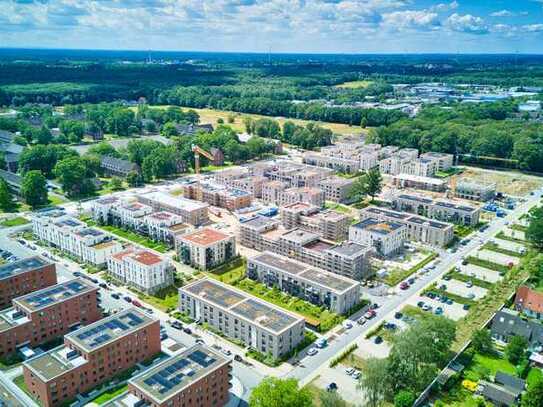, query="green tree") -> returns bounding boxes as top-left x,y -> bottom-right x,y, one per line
0,178 -> 15,212
358,357 -> 389,407
109,177 -> 123,191
87,142 -> 119,158
522,377 -> 543,407
505,335 -> 528,365
21,170 -> 48,208
394,390 -> 415,407
320,390 -> 348,407
36,125 -> 52,145
348,173 -> 368,202
526,206 -> 543,249
249,377 -> 312,407
365,167 -> 383,200
126,171 -> 143,187
54,157 -> 95,198
161,122 -> 179,138
472,329 -> 494,355
243,116 -> 255,134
